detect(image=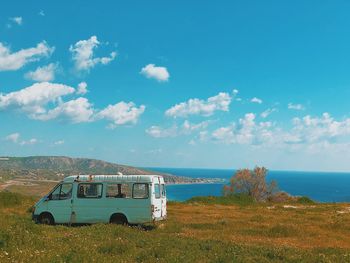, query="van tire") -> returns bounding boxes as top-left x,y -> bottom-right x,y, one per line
110,213 -> 128,225
39,212 -> 54,225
